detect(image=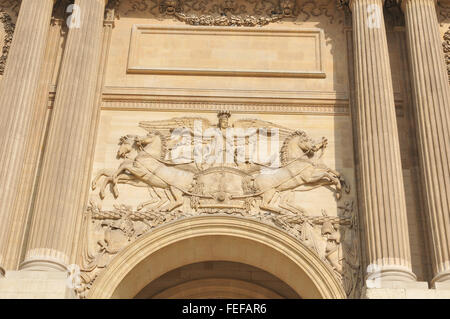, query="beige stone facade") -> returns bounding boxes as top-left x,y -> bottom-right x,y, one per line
0,0 -> 448,299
